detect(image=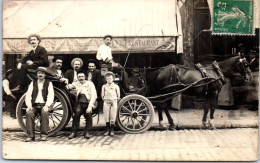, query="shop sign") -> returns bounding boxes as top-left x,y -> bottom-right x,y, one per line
3,37 -> 176,54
